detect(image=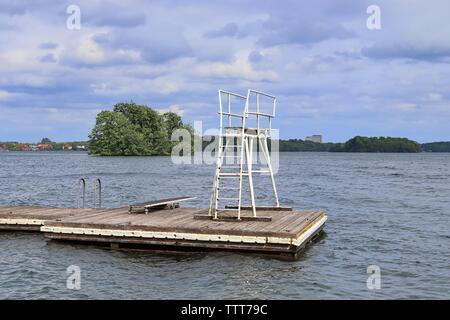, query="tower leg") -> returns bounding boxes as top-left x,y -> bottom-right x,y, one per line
245,136 -> 257,217
260,137 -> 280,207
237,135 -> 245,220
